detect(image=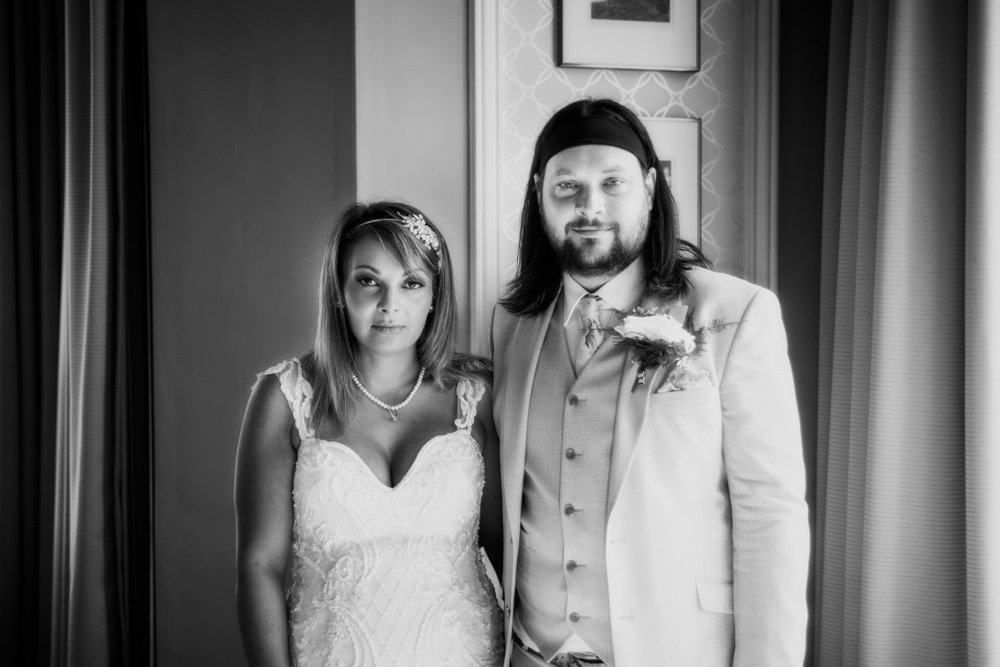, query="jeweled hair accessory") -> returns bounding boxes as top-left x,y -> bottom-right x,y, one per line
400,213 -> 442,270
